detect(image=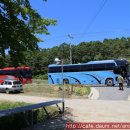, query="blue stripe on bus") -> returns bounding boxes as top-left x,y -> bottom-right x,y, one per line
68,76 -> 81,84
49,75 -> 54,84
84,74 -> 101,84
